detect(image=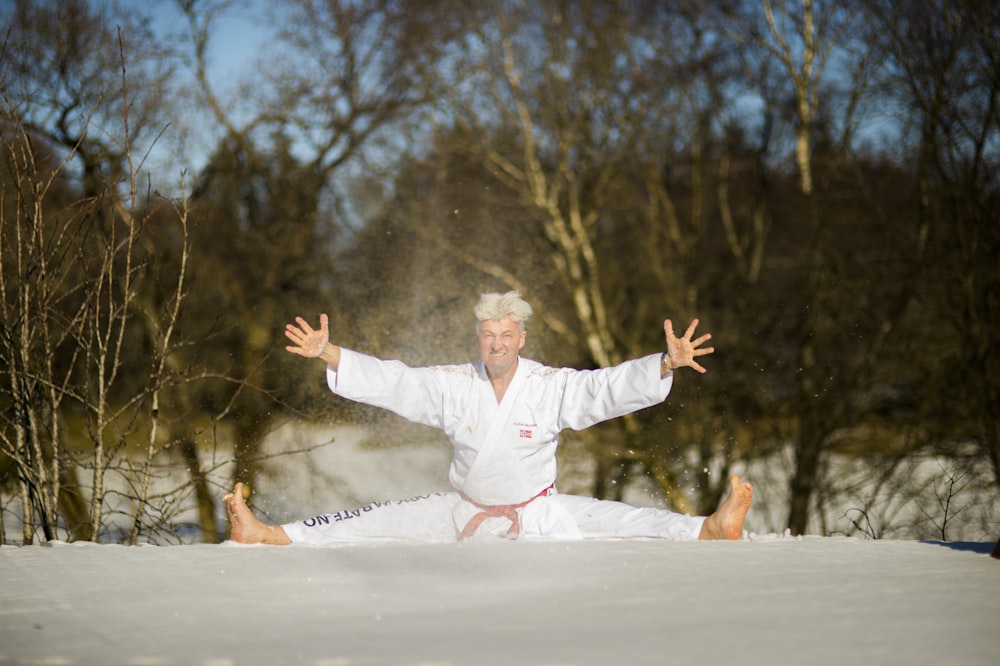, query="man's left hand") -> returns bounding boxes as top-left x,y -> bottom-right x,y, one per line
663,318 -> 714,374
